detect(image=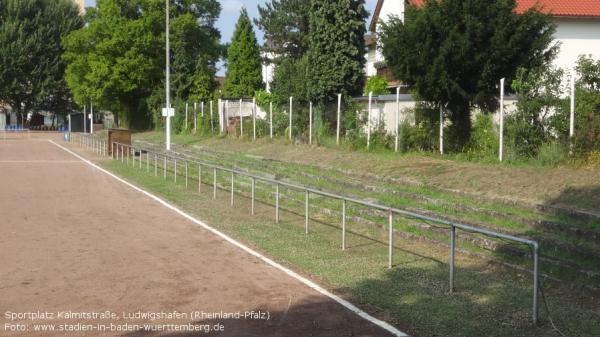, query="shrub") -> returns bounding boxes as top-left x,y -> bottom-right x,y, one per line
364,76 -> 389,96
535,141 -> 566,167
465,113 -> 499,158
